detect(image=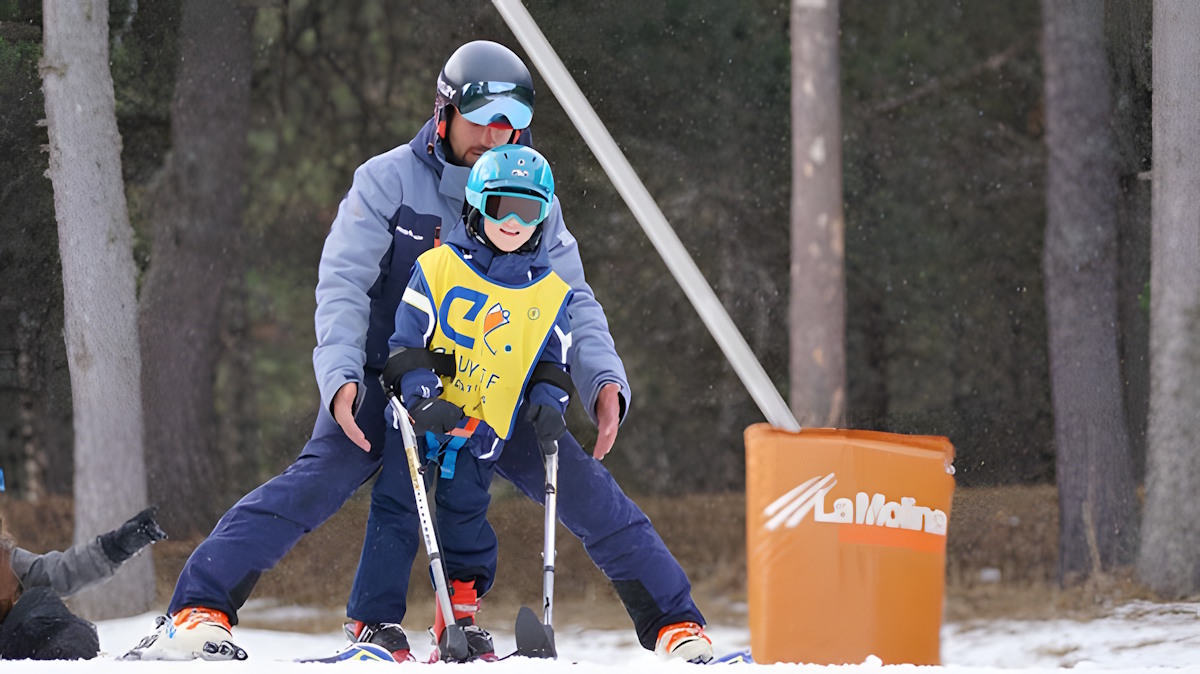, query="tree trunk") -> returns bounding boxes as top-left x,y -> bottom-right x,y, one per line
789,0 -> 847,428
41,0 -> 153,619
1106,0 -> 1153,488
1040,0 -> 1139,582
1137,0 -> 1200,597
139,0 -> 254,535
